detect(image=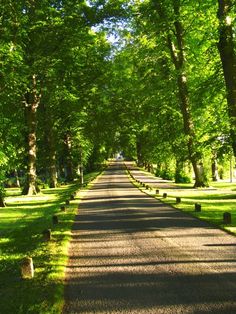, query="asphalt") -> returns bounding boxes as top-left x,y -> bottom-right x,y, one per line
63,161 -> 236,314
